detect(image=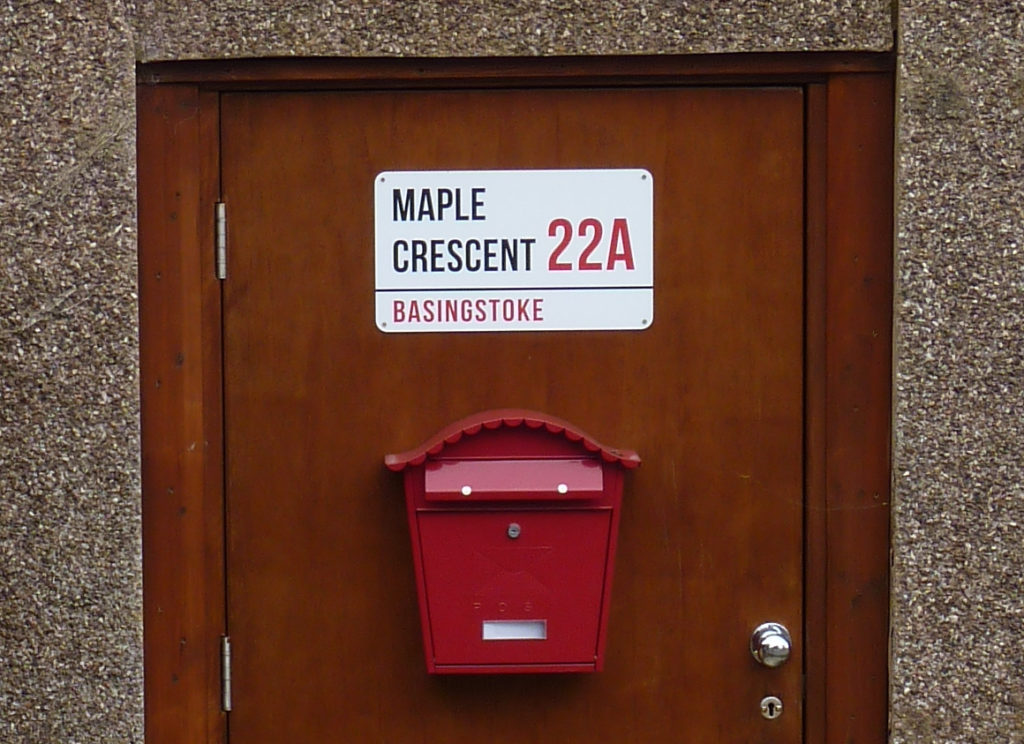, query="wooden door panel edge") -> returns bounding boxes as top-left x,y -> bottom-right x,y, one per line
139,84 -> 227,744
803,80 -> 829,744
137,61 -> 892,744
823,72 -> 893,744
